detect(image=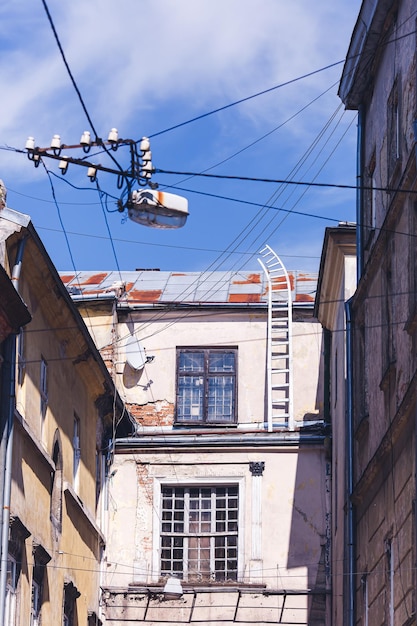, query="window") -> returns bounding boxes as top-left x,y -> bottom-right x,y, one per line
31,544 -> 50,626
73,414 -> 80,492
409,202 -> 417,318
63,582 -> 80,626
176,348 -> 237,424
40,357 -> 48,419
387,78 -> 401,181
95,449 -> 104,511
5,556 -> 17,626
385,538 -> 394,626
361,574 -> 369,626
51,434 -> 63,536
7,517 -> 30,626
31,580 -> 41,626
17,329 -> 25,385
381,250 -> 396,376
160,485 -> 239,582
364,152 -> 377,248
